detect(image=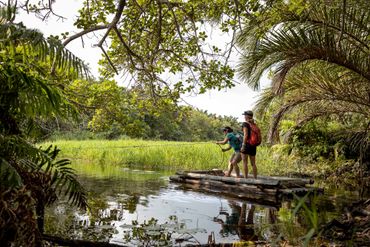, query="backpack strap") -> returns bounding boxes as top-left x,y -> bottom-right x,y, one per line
242,122 -> 251,140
